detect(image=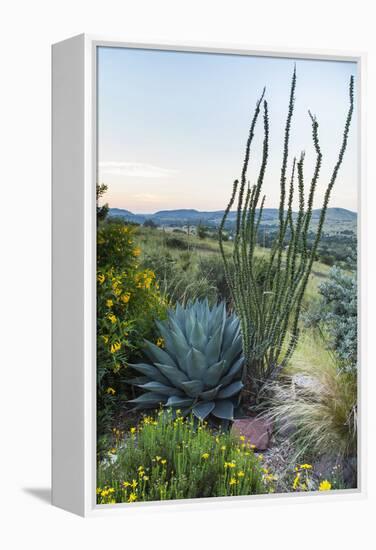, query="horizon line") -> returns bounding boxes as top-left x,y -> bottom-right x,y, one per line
108,205 -> 358,216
